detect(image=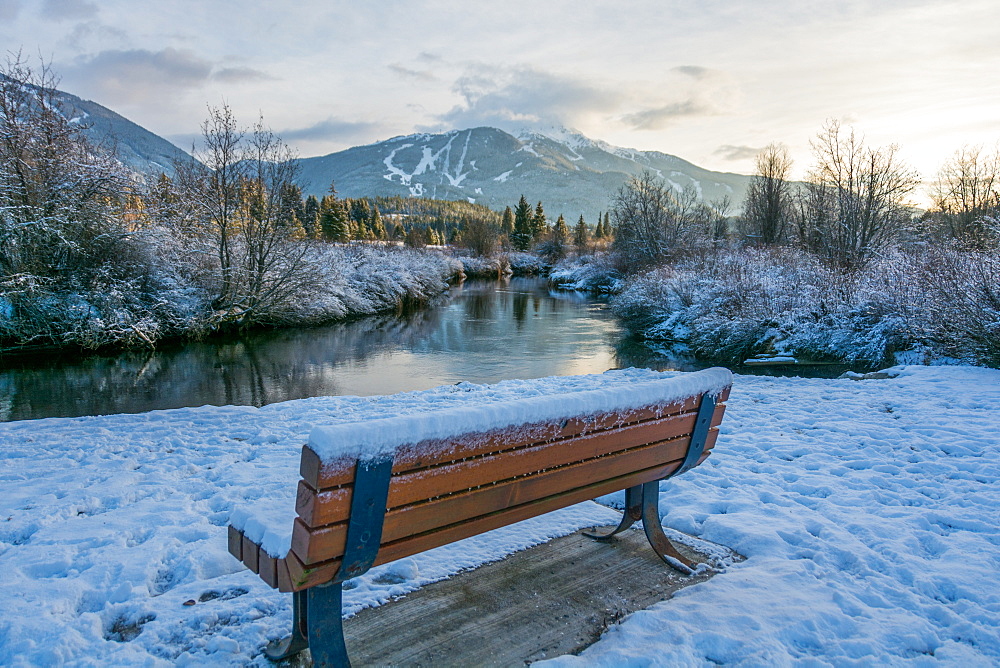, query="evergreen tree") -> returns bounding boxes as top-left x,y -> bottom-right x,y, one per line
604,211 -> 611,238
303,195 -> 320,239
574,215 -> 589,251
501,206 -> 515,237
319,195 -> 350,242
349,198 -> 371,239
370,205 -> 386,240
277,183 -> 304,231
512,195 -> 534,250
553,214 -> 569,244
532,201 -> 547,240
